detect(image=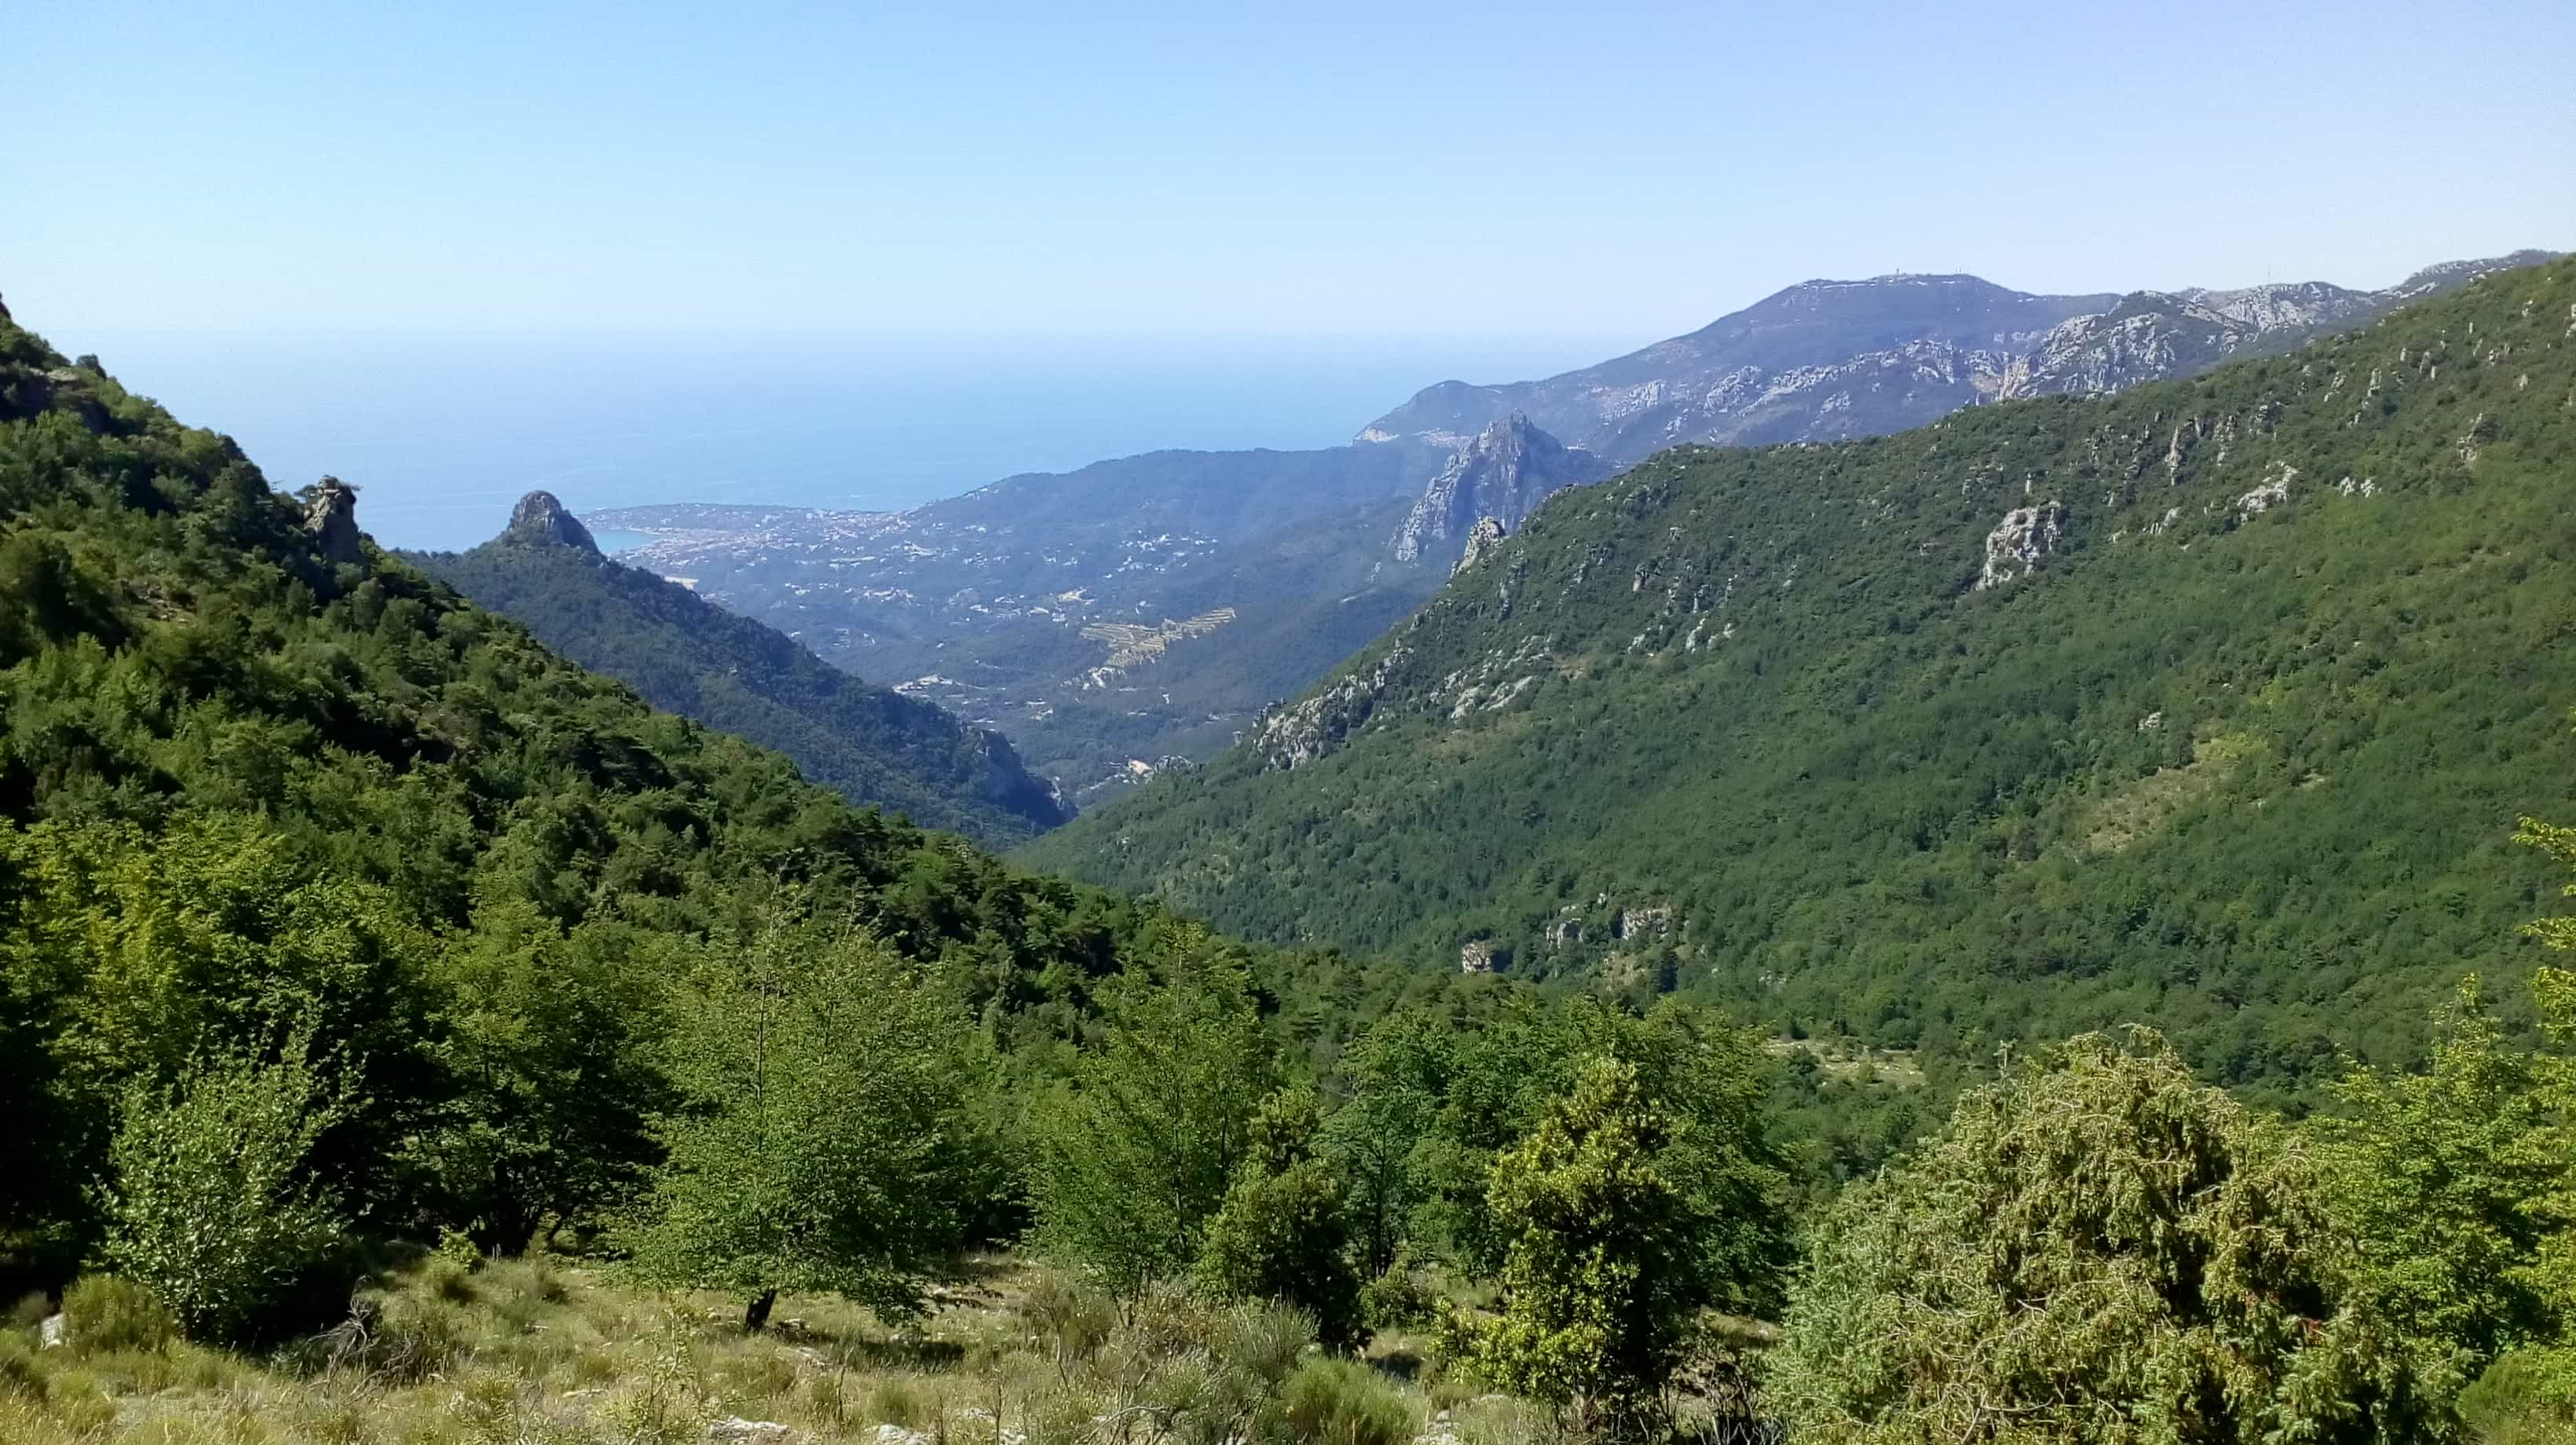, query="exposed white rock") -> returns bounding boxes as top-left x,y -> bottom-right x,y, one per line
1452,516 -> 1509,576
1975,502 -> 2064,590
1256,648 -> 1411,770
2235,463 -> 2297,519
